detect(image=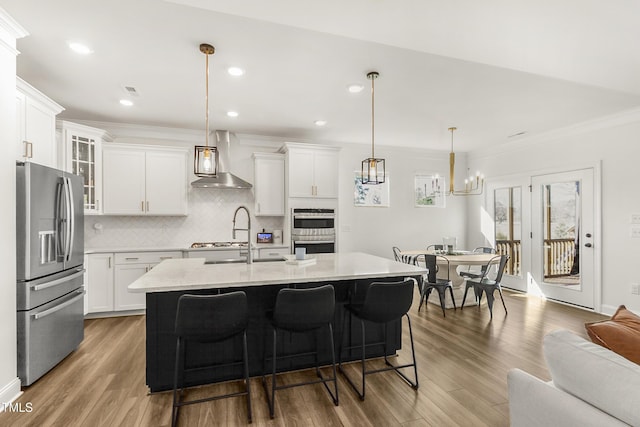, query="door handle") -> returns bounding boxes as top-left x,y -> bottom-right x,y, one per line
584,243 -> 592,248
